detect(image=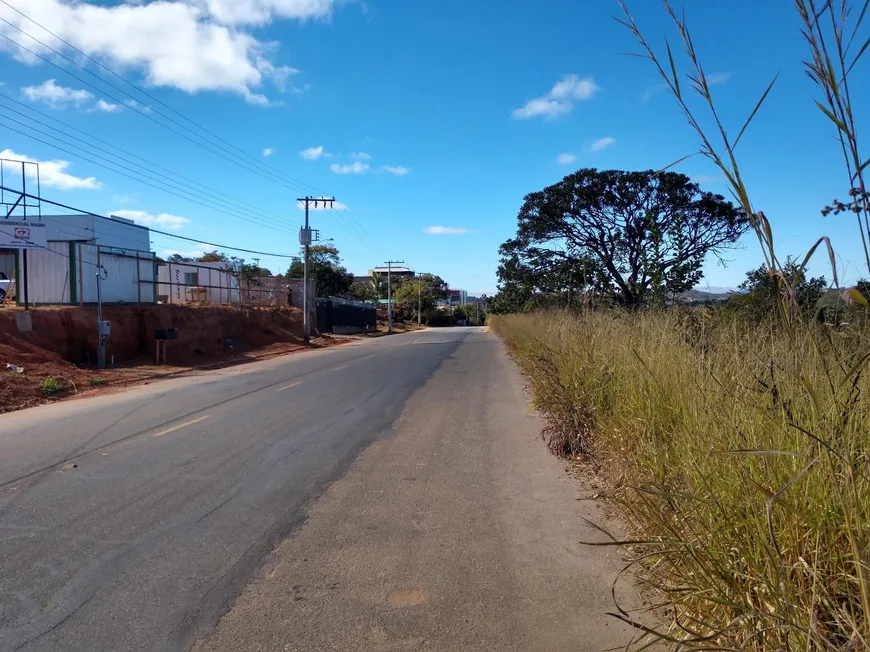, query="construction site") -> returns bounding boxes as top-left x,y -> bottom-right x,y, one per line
0,161 -> 376,413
